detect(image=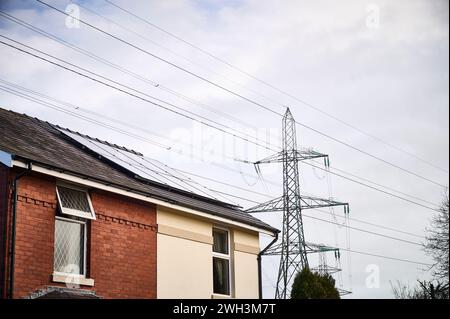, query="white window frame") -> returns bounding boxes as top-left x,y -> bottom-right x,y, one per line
56,183 -> 96,220
53,215 -> 87,278
212,226 -> 232,297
